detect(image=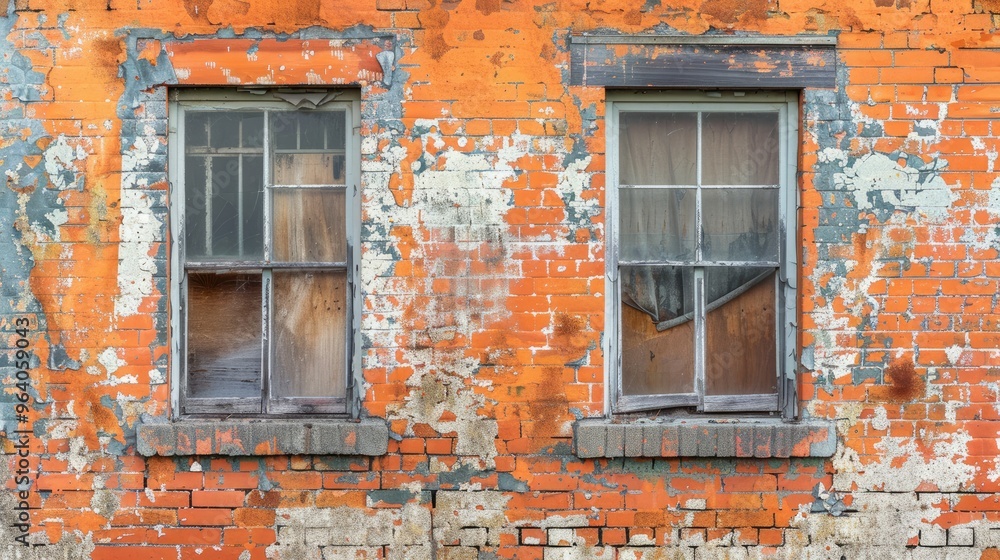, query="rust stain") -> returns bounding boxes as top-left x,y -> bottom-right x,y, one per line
873,359 -> 925,403
476,0 -> 501,16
